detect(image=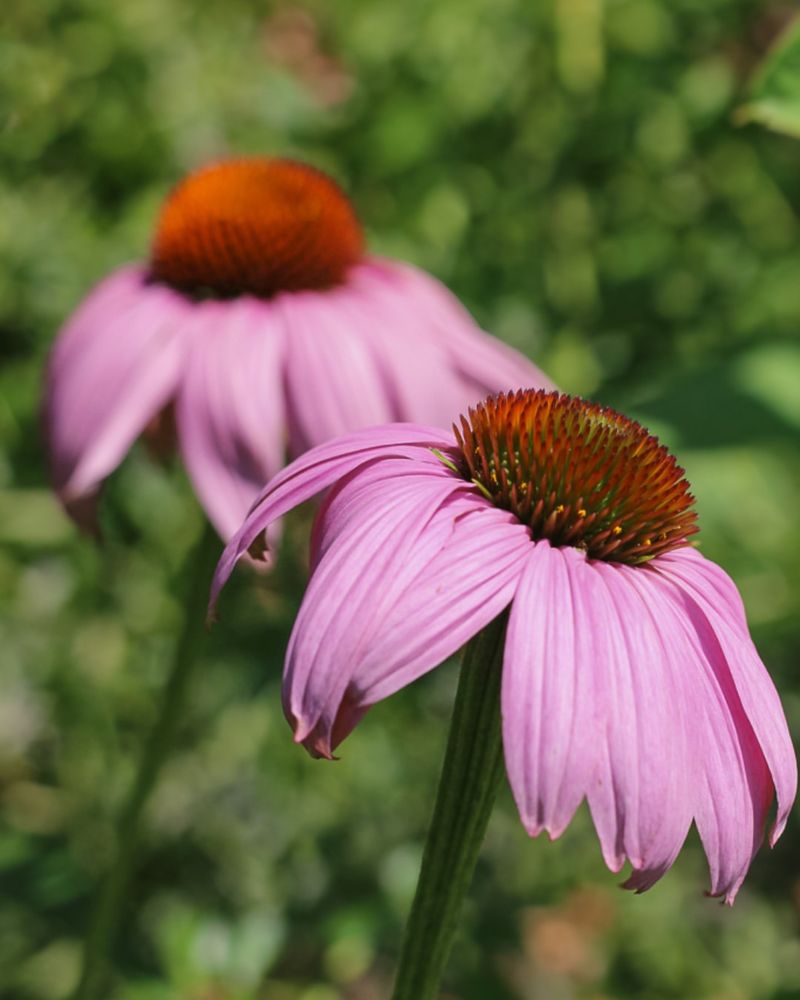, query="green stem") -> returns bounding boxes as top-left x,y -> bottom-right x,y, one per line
391,613 -> 507,1000
72,521 -> 220,1000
